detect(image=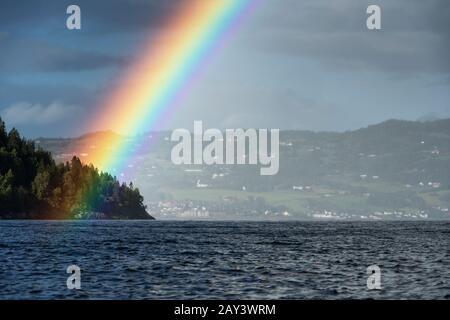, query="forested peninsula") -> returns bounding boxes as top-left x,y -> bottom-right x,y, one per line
0,118 -> 153,220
